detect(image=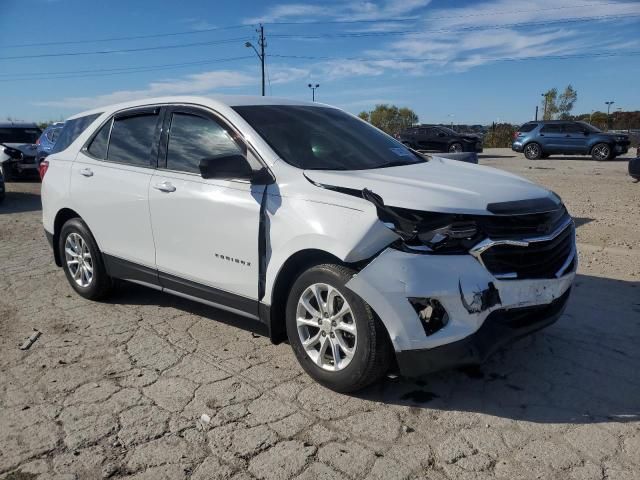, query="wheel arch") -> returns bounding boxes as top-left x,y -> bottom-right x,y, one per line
267,248 -> 344,344
52,208 -> 82,266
